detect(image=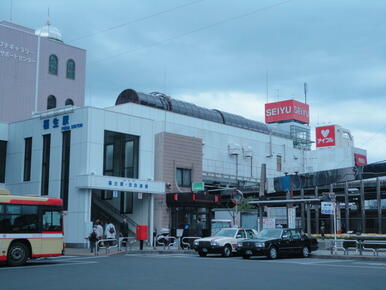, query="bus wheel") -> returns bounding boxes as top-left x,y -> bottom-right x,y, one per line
8,242 -> 29,266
